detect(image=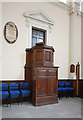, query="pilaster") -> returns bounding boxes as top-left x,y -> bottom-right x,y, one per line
69,2 -> 80,79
